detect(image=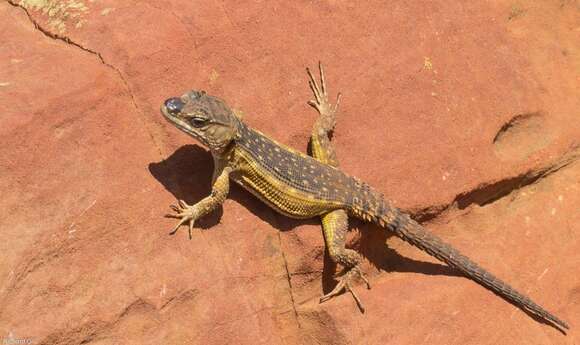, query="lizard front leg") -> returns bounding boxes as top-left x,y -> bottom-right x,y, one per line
166,165 -> 232,239
307,62 -> 341,167
306,63 -> 370,311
